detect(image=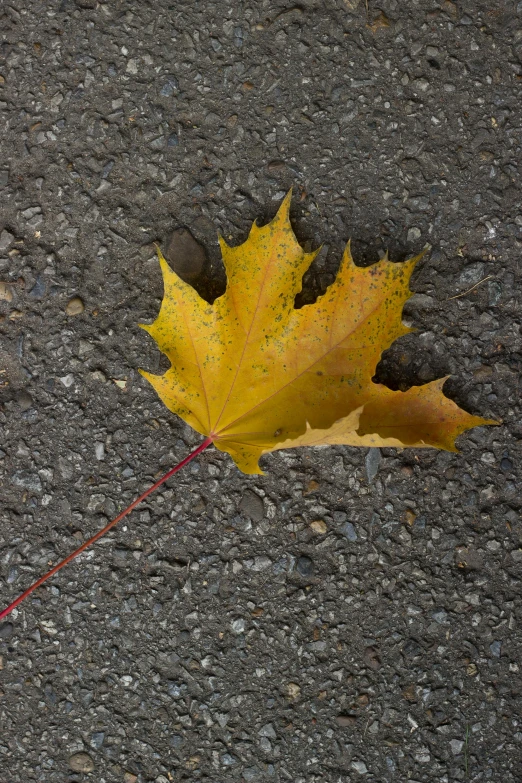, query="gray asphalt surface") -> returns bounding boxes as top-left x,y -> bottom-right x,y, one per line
1,1 -> 522,781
